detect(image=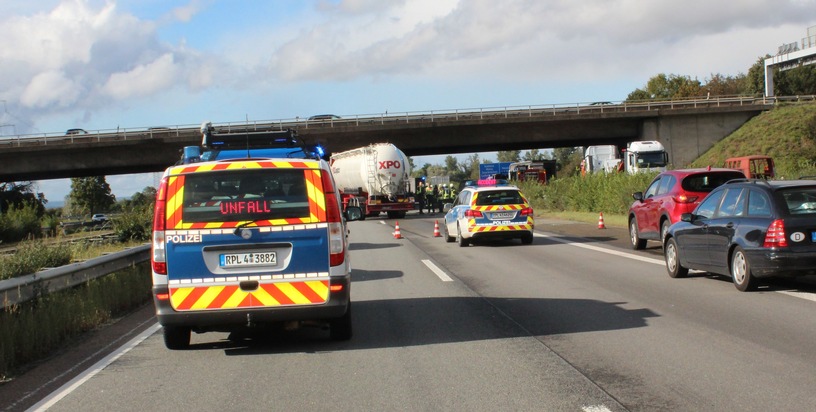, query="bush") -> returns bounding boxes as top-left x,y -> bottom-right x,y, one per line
113,205 -> 153,242
522,172 -> 657,215
0,241 -> 72,281
0,203 -> 43,243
